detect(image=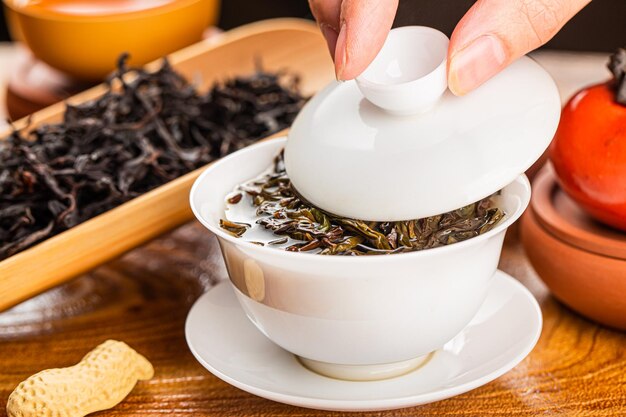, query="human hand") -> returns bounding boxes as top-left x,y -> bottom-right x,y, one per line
309,0 -> 591,95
